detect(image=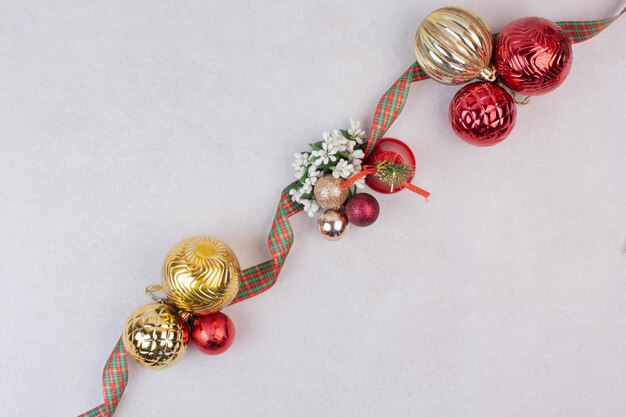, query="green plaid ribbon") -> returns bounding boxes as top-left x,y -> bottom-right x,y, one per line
79,10 -> 623,416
